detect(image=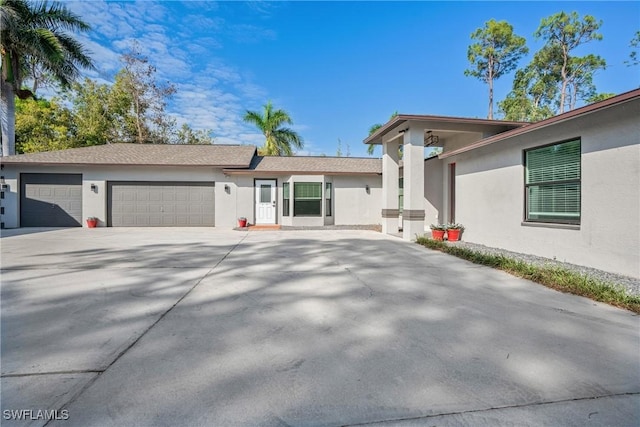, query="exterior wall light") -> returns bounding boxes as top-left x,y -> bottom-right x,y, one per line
224,184 -> 230,193
365,184 -> 370,194
90,183 -> 98,192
